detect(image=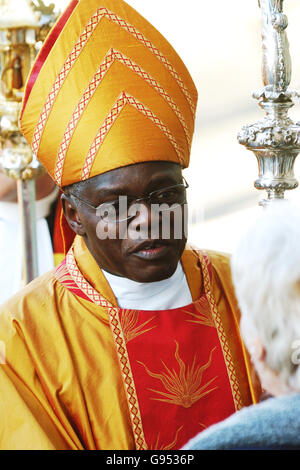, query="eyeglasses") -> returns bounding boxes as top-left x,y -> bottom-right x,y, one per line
68,177 -> 189,223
